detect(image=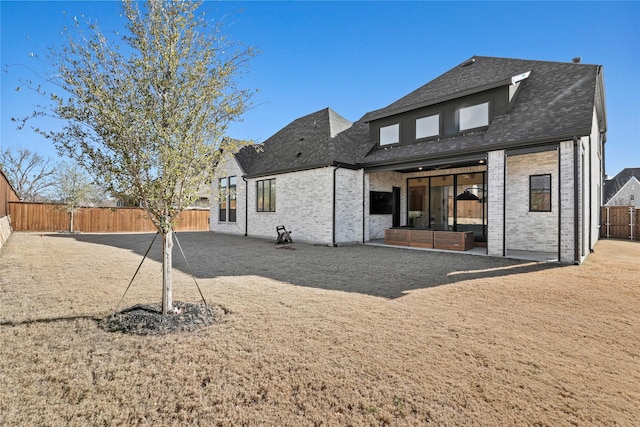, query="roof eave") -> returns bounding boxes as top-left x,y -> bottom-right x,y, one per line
359,132 -> 588,171
243,161 -> 358,179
